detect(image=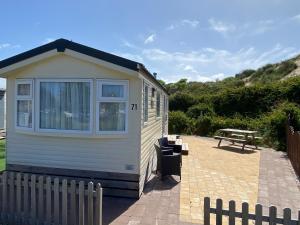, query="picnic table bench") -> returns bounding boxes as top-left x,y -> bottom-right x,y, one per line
214,128 -> 260,150
166,135 -> 189,155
